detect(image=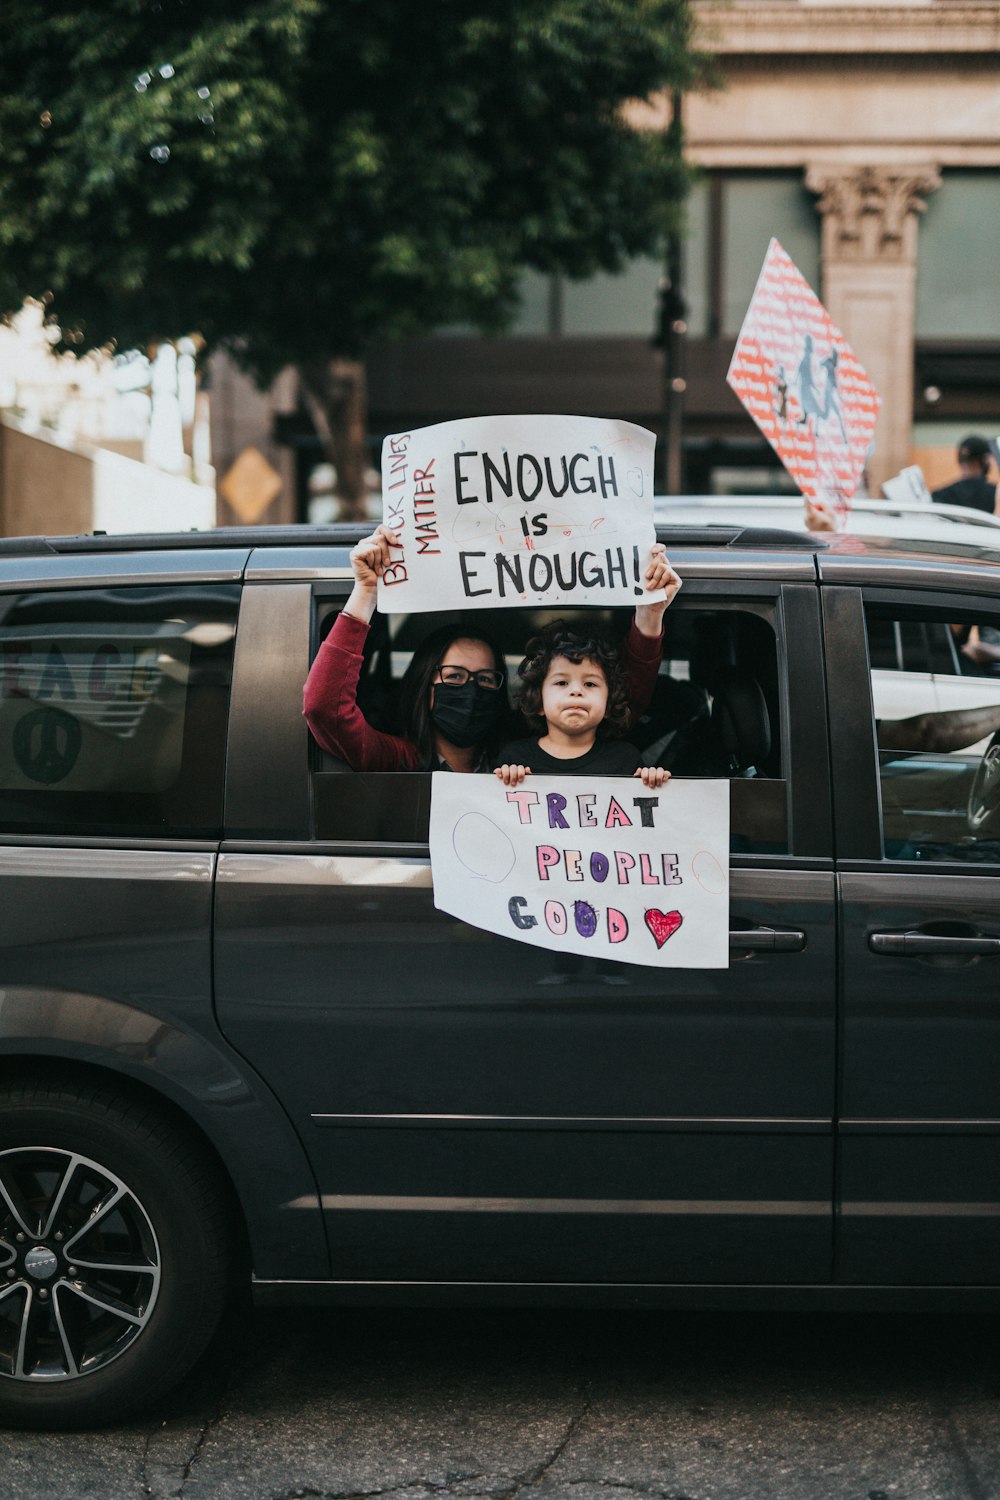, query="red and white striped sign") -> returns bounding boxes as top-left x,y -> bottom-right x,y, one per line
727,239 -> 880,515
